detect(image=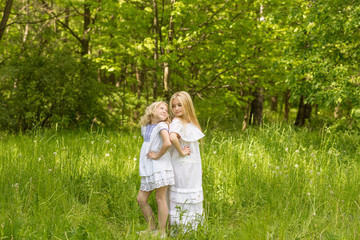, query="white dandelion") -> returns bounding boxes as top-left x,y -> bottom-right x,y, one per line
294,164 -> 299,168
133,157 -> 137,161
53,152 -> 57,156
295,150 -> 299,153
285,148 -> 288,152
105,153 -> 110,157
106,140 -> 110,144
